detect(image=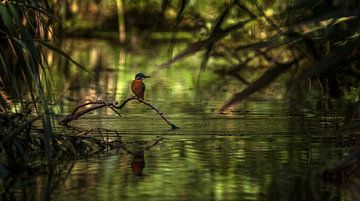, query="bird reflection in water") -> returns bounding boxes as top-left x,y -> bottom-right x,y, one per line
119,137 -> 163,176
63,126 -> 164,176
